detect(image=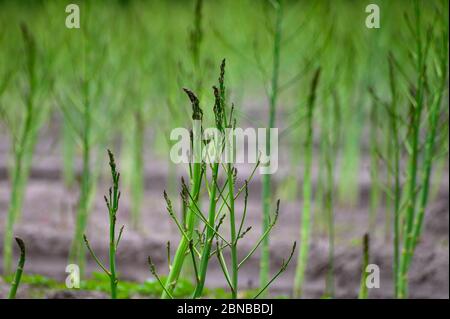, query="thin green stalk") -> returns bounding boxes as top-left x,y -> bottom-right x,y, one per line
162,89 -> 203,299
238,201 -> 279,269
162,163 -> 201,298
4,162 -> 26,274
69,78 -> 91,275
314,122 -> 327,237
216,241 -> 234,295
130,110 -> 144,229
8,238 -> 26,299
228,163 -> 238,298
324,157 -> 335,298
193,66 -> 226,297
388,54 -> 401,298
108,153 -> 119,299
148,256 -> 174,299
430,156 -> 447,200
293,67 -> 321,298
324,95 -> 336,298
253,242 -> 296,299
406,29 -> 448,273
385,113 -> 393,242
369,100 -> 379,232
358,233 -> 370,299
260,0 -> 282,295
62,116 -> 76,189
192,162 -> 219,298
84,150 -> 123,299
